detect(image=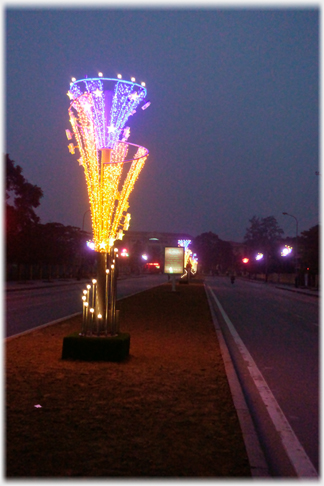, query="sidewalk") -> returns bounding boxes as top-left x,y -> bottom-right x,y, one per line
6,279 -> 254,478
275,284 -> 319,298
